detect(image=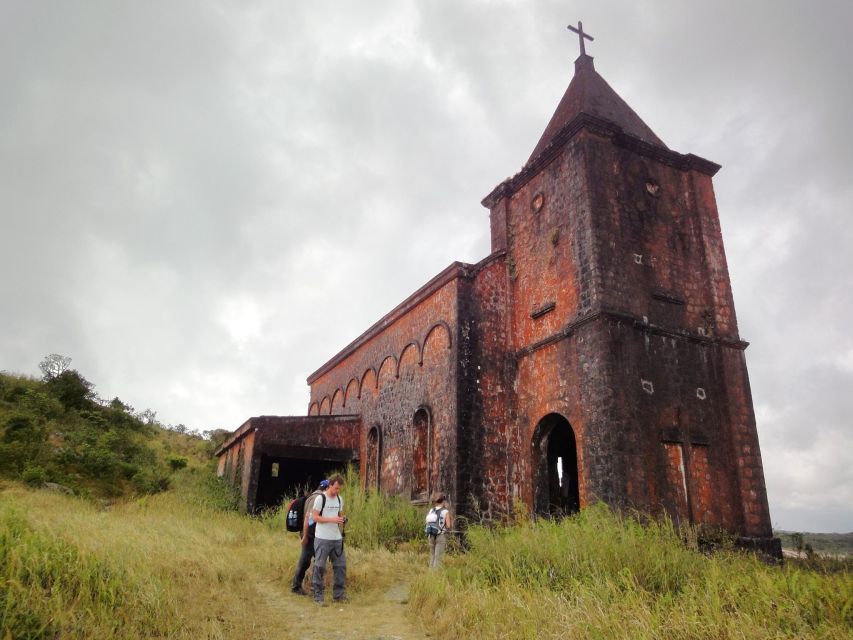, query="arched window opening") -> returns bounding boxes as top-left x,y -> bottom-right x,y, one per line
366,426 -> 381,491
412,408 -> 431,501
